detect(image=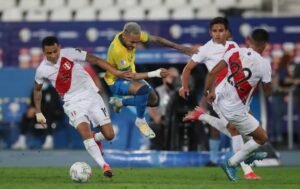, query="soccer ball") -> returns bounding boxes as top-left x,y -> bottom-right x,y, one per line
69,162 -> 92,183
